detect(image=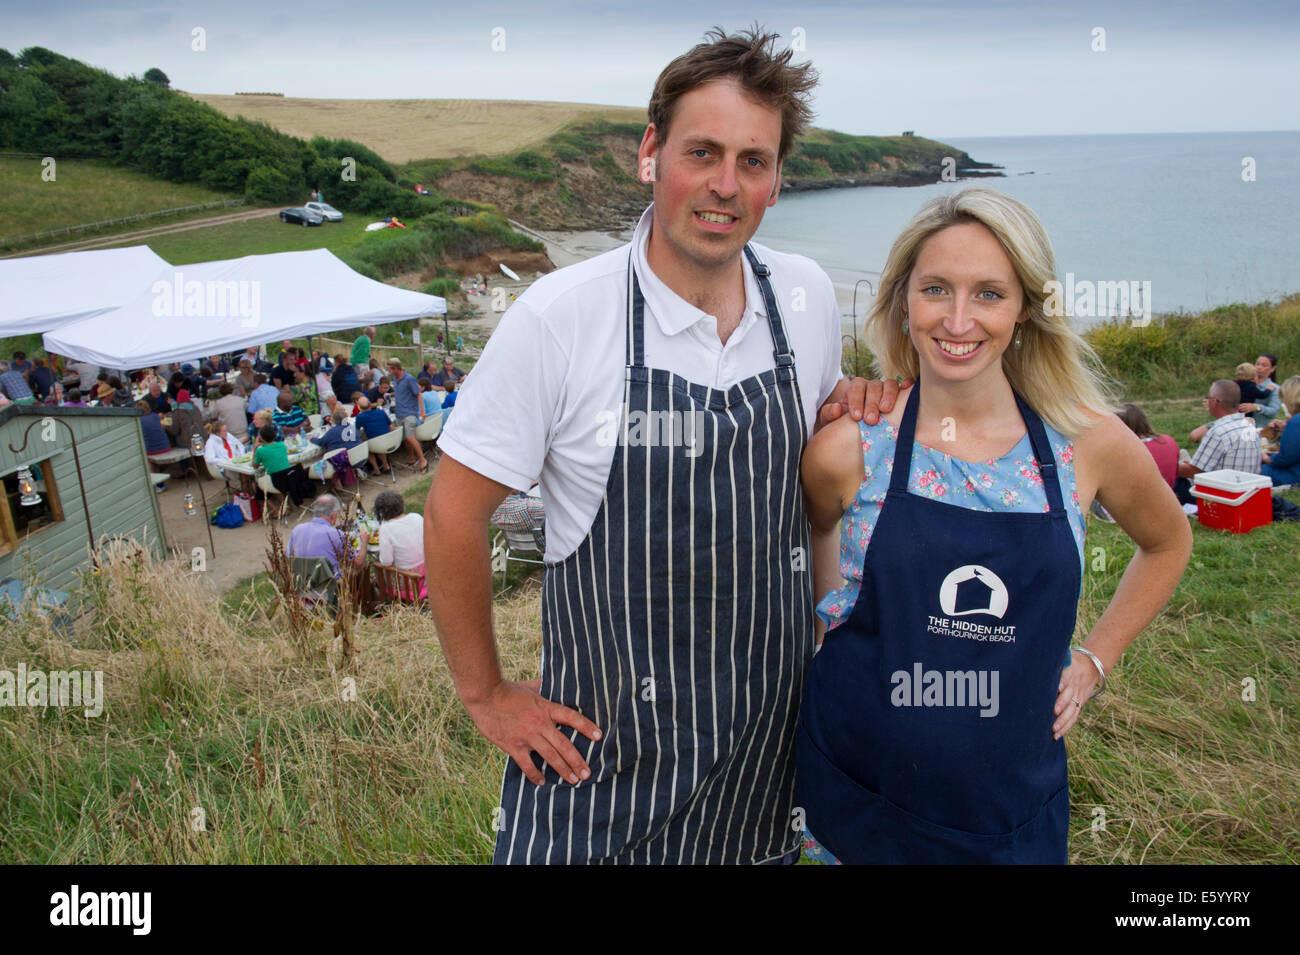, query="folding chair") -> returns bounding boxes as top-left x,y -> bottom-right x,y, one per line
256,472 -> 290,524
289,556 -> 337,611
366,429 -> 404,483
491,523 -> 546,583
